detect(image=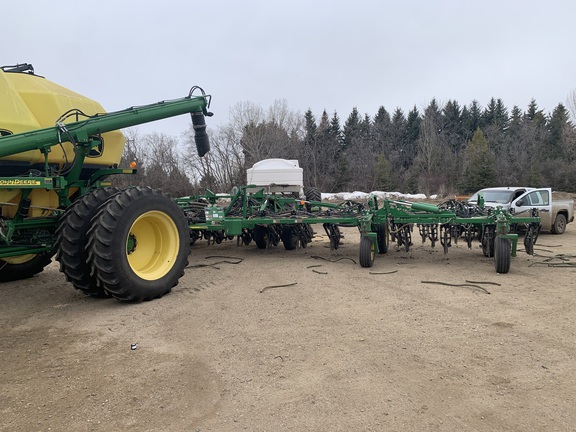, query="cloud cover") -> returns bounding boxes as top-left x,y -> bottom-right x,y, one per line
4,0 -> 575,136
